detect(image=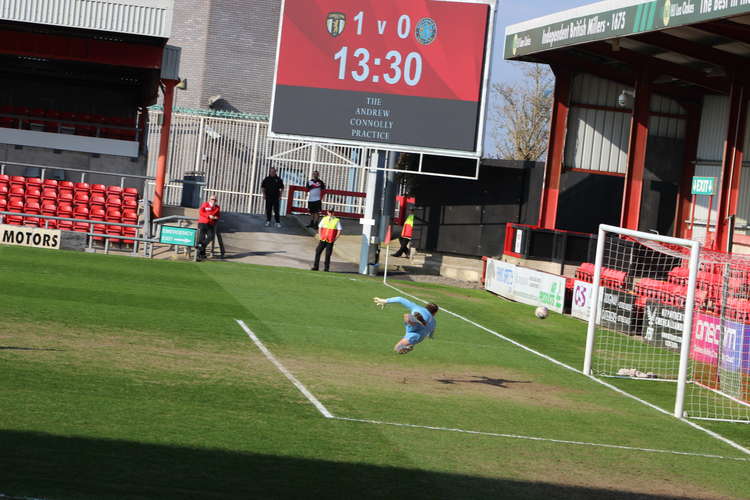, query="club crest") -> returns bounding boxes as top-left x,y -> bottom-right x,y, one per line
415,17 -> 437,45
326,12 -> 346,37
